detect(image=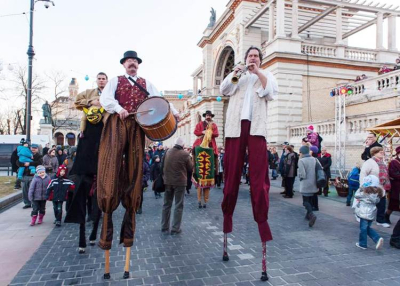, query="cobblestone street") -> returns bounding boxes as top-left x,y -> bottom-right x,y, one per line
9,182 -> 400,286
